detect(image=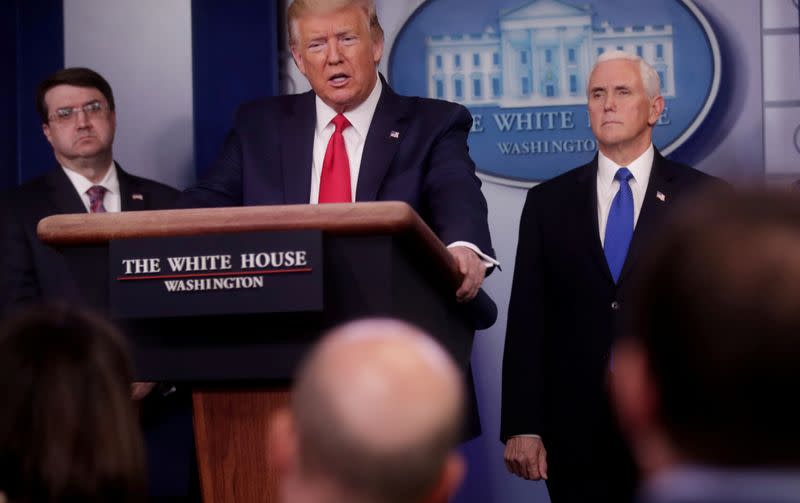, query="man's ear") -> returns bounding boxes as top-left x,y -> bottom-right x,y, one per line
372,35 -> 384,66
42,123 -> 53,146
423,452 -> 465,503
268,408 -> 298,476
648,95 -> 665,126
291,46 -> 307,76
